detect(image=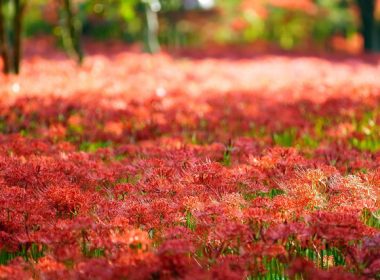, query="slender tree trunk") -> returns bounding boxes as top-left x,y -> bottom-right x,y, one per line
63,0 -> 83,63
0,0 -> 10,74
143,1 -> 160,53
13,0 -> 24,74
357,0 -> 376,52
